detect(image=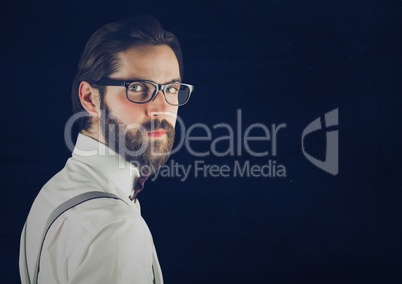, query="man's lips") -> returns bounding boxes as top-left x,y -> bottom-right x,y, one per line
147,129 -> 167,138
